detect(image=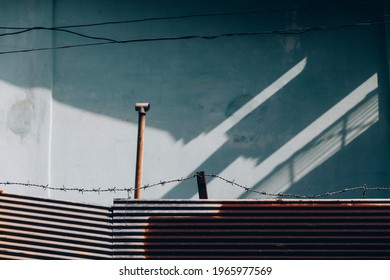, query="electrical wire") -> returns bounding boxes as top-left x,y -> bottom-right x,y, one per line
0,26 -> 119,42
0,19 -> 387,55
0,0 -> 384,30
0,1 -> 384,42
